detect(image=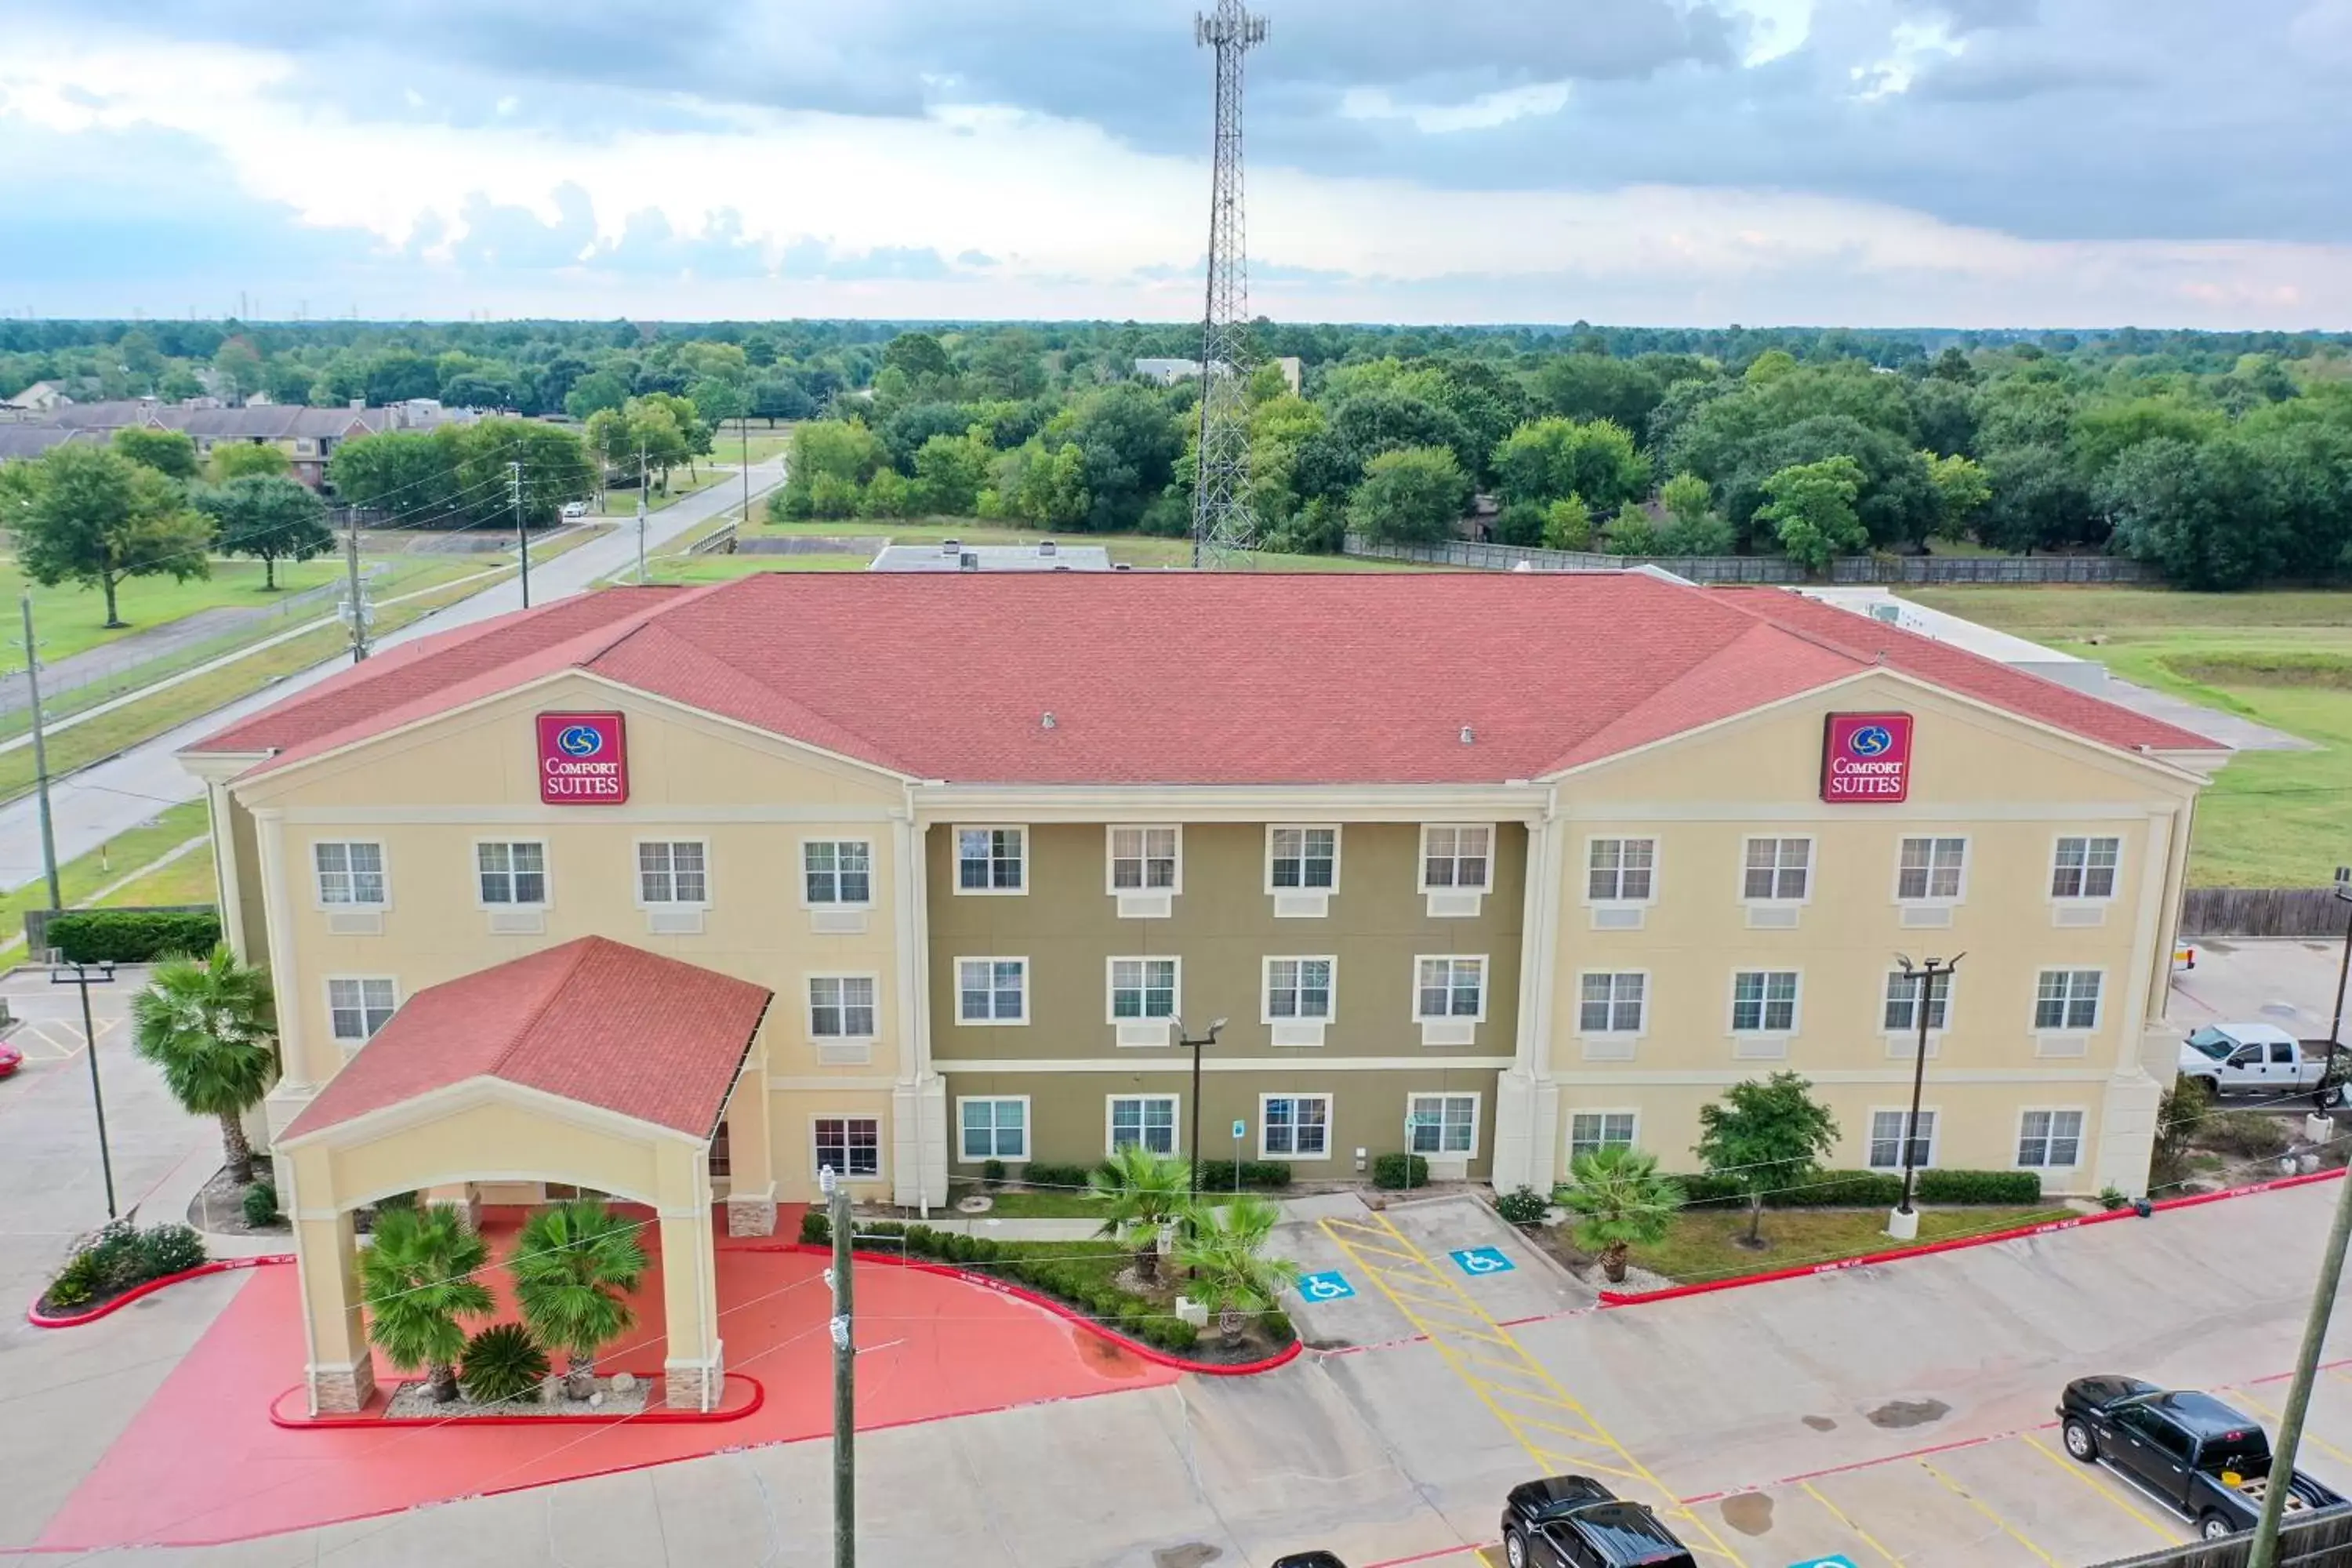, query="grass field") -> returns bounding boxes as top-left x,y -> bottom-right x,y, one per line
1912,586 -> 2352,887
728,518 -> 1433,575
0,557 -> 356,663
0,798 -> 212,947
1624,1205 -> 2071,1285
93,838 -> 217,909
